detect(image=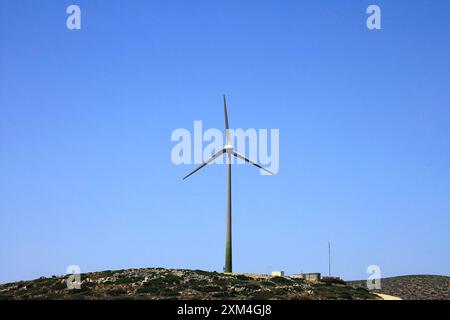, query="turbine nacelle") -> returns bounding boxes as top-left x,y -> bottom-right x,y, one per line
224,144 -> 233,153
